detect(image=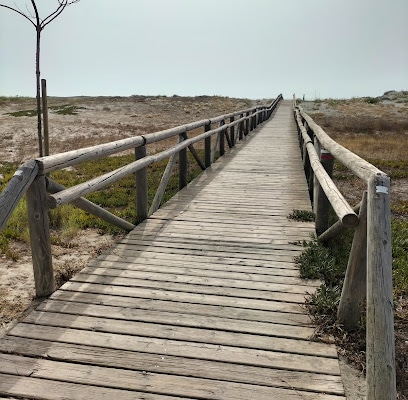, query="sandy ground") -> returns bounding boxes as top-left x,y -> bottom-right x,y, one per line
2,93 -> 407,399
